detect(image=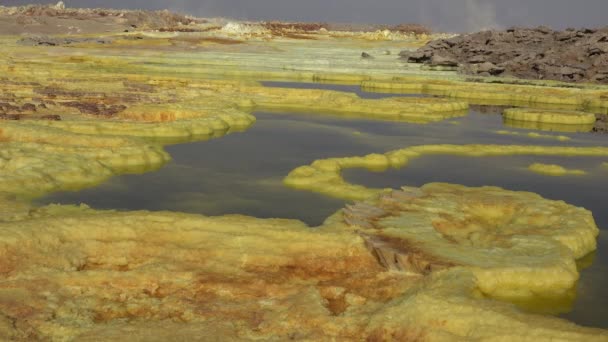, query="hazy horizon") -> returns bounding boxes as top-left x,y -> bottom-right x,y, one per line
2,0 -> 607,32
